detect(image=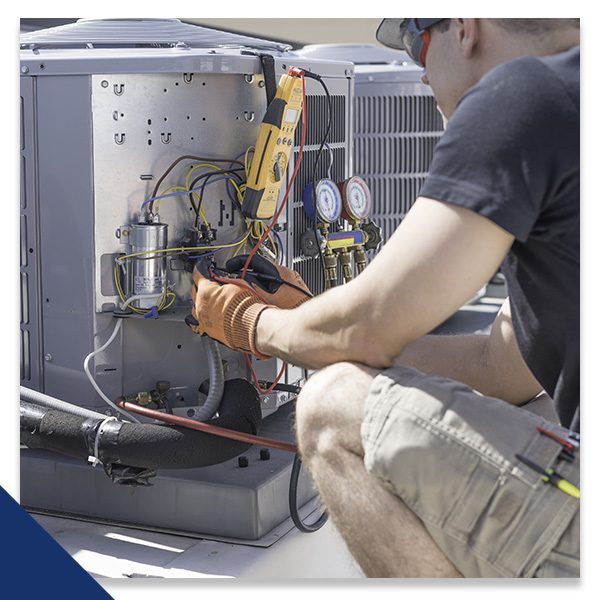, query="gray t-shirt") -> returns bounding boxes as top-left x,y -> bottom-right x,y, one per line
420,45 -> 580,429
